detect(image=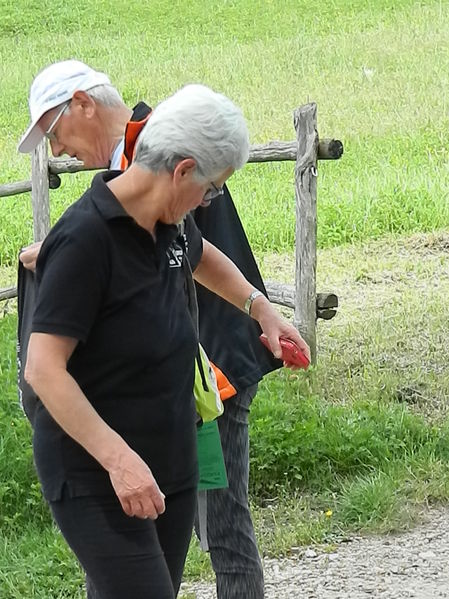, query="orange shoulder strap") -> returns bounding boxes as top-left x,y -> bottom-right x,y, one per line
120,112 -> 152,170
